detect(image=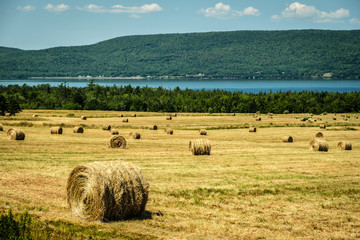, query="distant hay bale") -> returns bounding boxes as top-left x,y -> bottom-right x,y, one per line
81,116 -> 87,120
268,116 -> 273,119
332,117 -> 337,120
51,127 -> 63,134
249,127 -> 257,132
7,128 -> 25,140
119,114 -> 124,117
315,132 -> 323,138
73,127 -> 84,133
199,129 -> 207,135
346,115 -> 350,119
149,125 -> 157,130
341,115 -> 345,117
255,117 -> 261,121
132,114 -> 137,117
189,139 -> 211,155
320,124 -> 326,129
166,116 -> 172,120
66,161 -> 149,221
282,136 -> 293,142
308,119 -> 313,123
129,132 -> 141,139
32,114 -> 38,118
102,125 -> 111,130
109,135 -> 126,148
110,129 -> 119,135
0,124 -> 3,131
338,141 -> 352,150
122,119 -> 129,123
165,128 -> 173,135
172,113 -> 177,117
309,139 -> 329,152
